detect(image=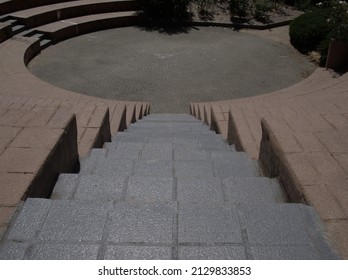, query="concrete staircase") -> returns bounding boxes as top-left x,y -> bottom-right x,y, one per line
0,114 -> 339,259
